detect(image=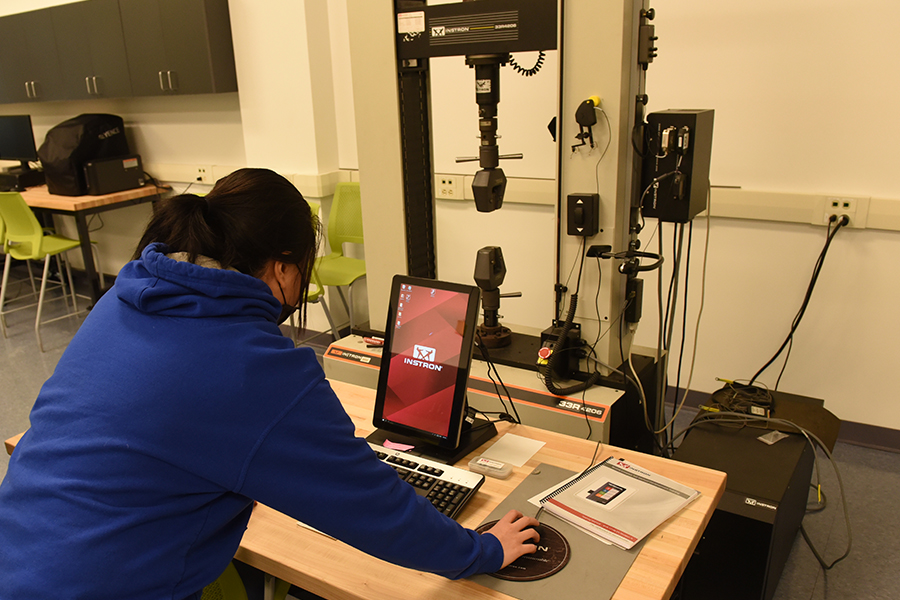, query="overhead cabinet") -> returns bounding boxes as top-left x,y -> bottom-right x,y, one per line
0,0 -> 237,104
0,9 -> 66,103
119,0 -> 238,96
51,0 -> 134,100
